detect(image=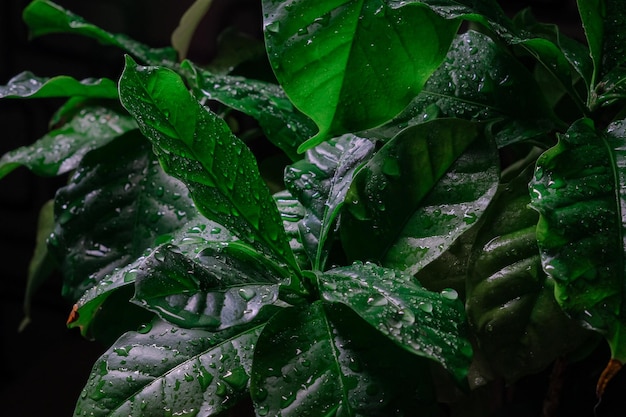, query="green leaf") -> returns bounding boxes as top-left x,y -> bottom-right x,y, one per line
366,31 -> 559,146
182,60 -> 317,160
119,56 -> 300,275
133,241 -> 285,330
529,118 -> 626,364
0,105 -> 137,180
50,132 -> 196,302
467,167 -> 591,382
250,301 -> 436,416
412,0 -> 513,34
285,134 -> 375,270
593,66 -> 626,109
75,319 -> 263,417
318,262 -> 472,382
0,71 -> 118,99
341,119 -> 480,262
383,133 -> 499,275
171,0 -> 214,60
67,217 -> 237,338
274,190 -> 311,270
23,0 -> 177,66
262,0 -> 459,150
